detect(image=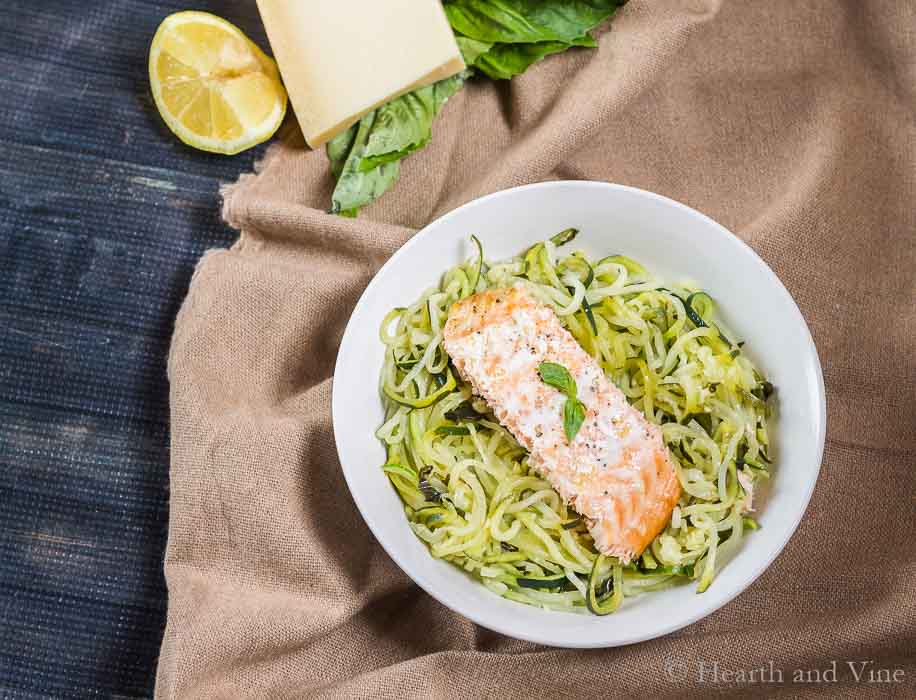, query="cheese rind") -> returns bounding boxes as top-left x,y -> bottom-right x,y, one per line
255,0 -> 465,148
